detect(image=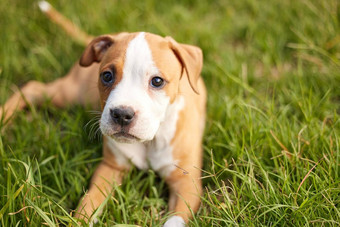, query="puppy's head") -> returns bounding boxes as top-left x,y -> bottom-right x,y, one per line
80,32 -> 202,143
